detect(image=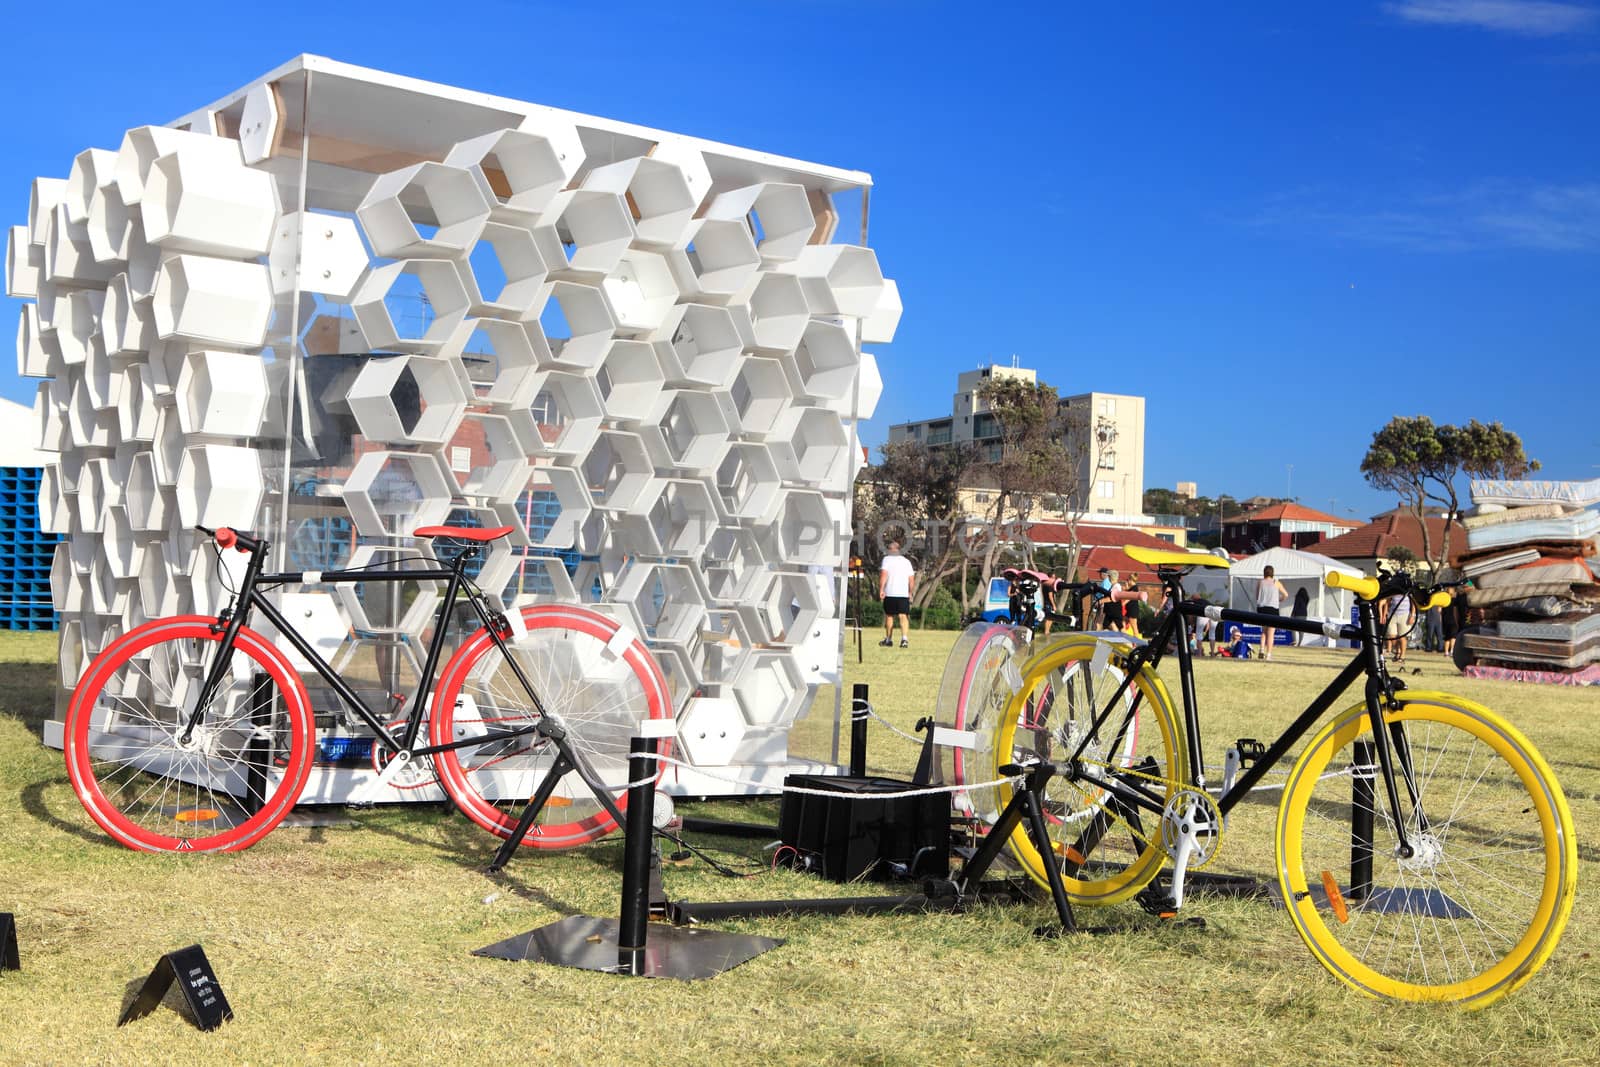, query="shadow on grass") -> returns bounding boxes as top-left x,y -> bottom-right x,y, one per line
0,660 -> 62,738
19,776 -> 122,848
